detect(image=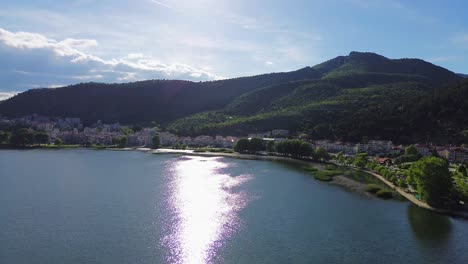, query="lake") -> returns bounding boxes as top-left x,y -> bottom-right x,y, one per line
1,149 -> 467,264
